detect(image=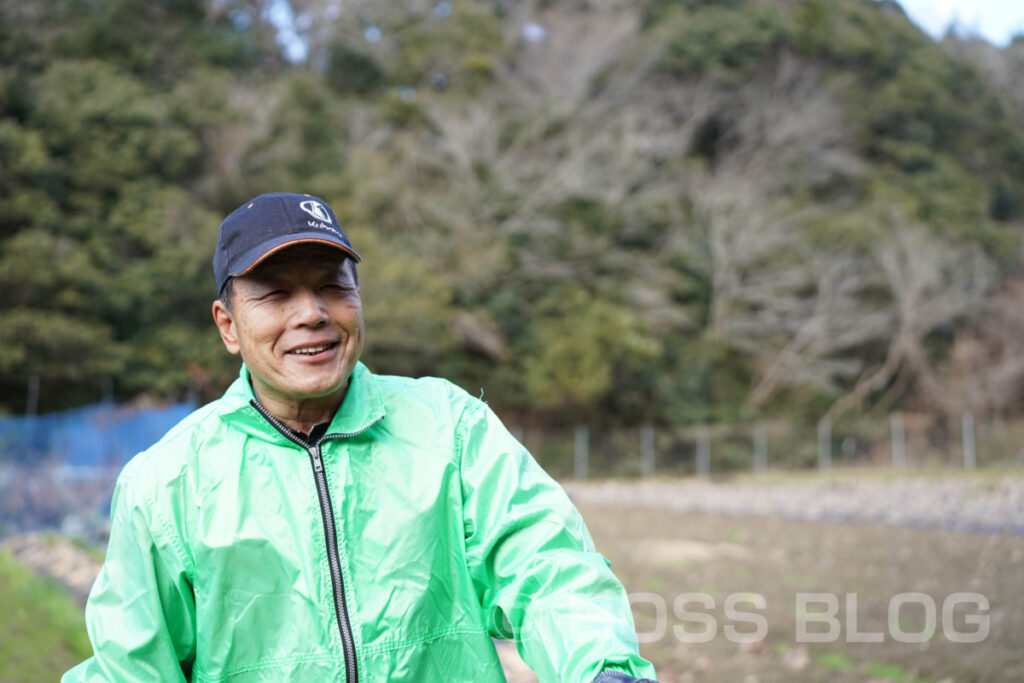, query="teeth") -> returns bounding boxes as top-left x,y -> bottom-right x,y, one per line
292,343 -> 331,355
